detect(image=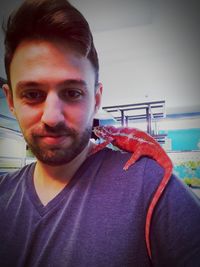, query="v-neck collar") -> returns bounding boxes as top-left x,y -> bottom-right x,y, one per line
26,155 -> 95,217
